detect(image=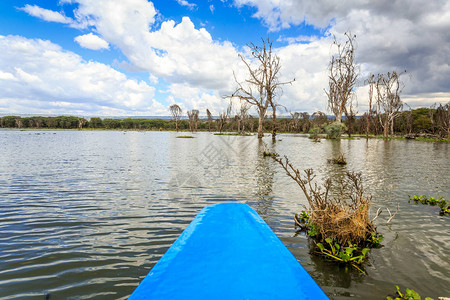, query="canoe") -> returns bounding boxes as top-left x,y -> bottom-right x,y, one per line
129,203 -> 328,299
